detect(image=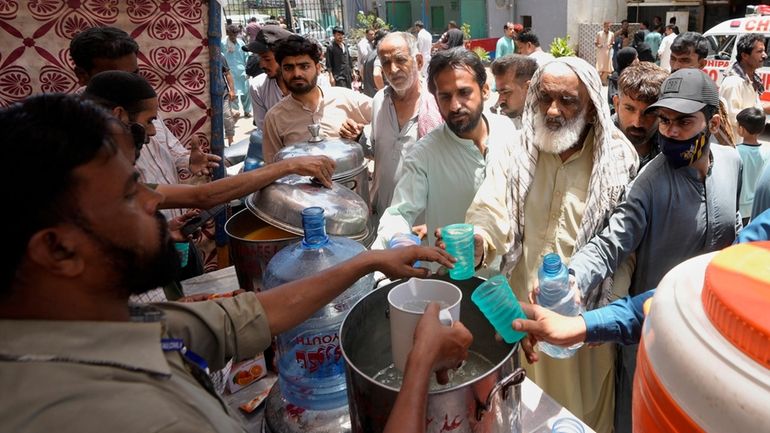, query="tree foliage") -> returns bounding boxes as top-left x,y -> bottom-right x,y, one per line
550,35 -> 576,57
